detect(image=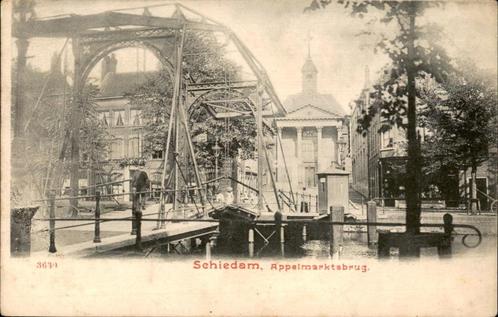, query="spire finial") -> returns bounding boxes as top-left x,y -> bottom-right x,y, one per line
306,30 -> 313,58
